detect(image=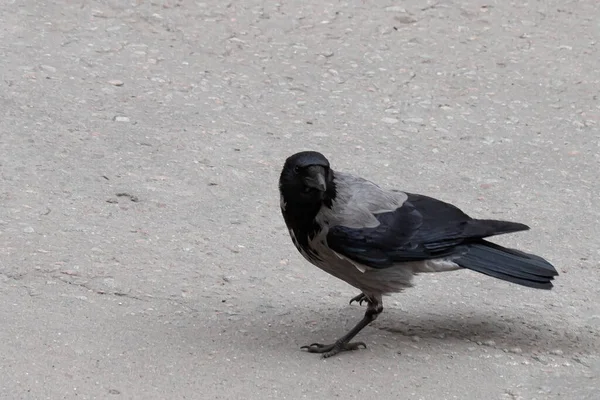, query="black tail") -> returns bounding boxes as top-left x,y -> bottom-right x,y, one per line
455,240 -> 558,289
